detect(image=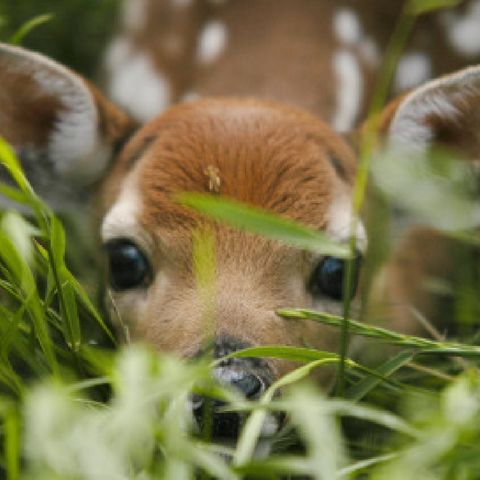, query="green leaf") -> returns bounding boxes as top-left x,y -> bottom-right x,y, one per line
278,308 -> 480,355
346,351 -> 415,401
49,217 -> 81,350
224,345 -> 341,363
177,193 -> 350,257
8,14 -> 53,45
4,406 -> 21,480
234,357 -> 342,466
407,0 -> 463,15
0,231 -> 58,374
